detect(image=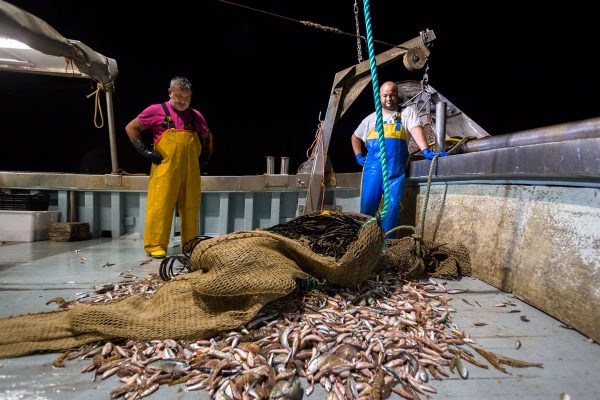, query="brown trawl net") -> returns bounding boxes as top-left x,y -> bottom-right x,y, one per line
0,212 -> 385,358
378,236 -> 472,279
0,211 -> 470,359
